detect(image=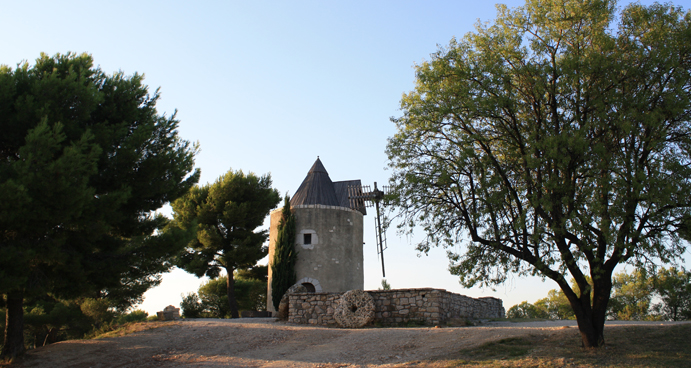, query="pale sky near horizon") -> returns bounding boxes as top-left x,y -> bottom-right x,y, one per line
2,0 -> 689,316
